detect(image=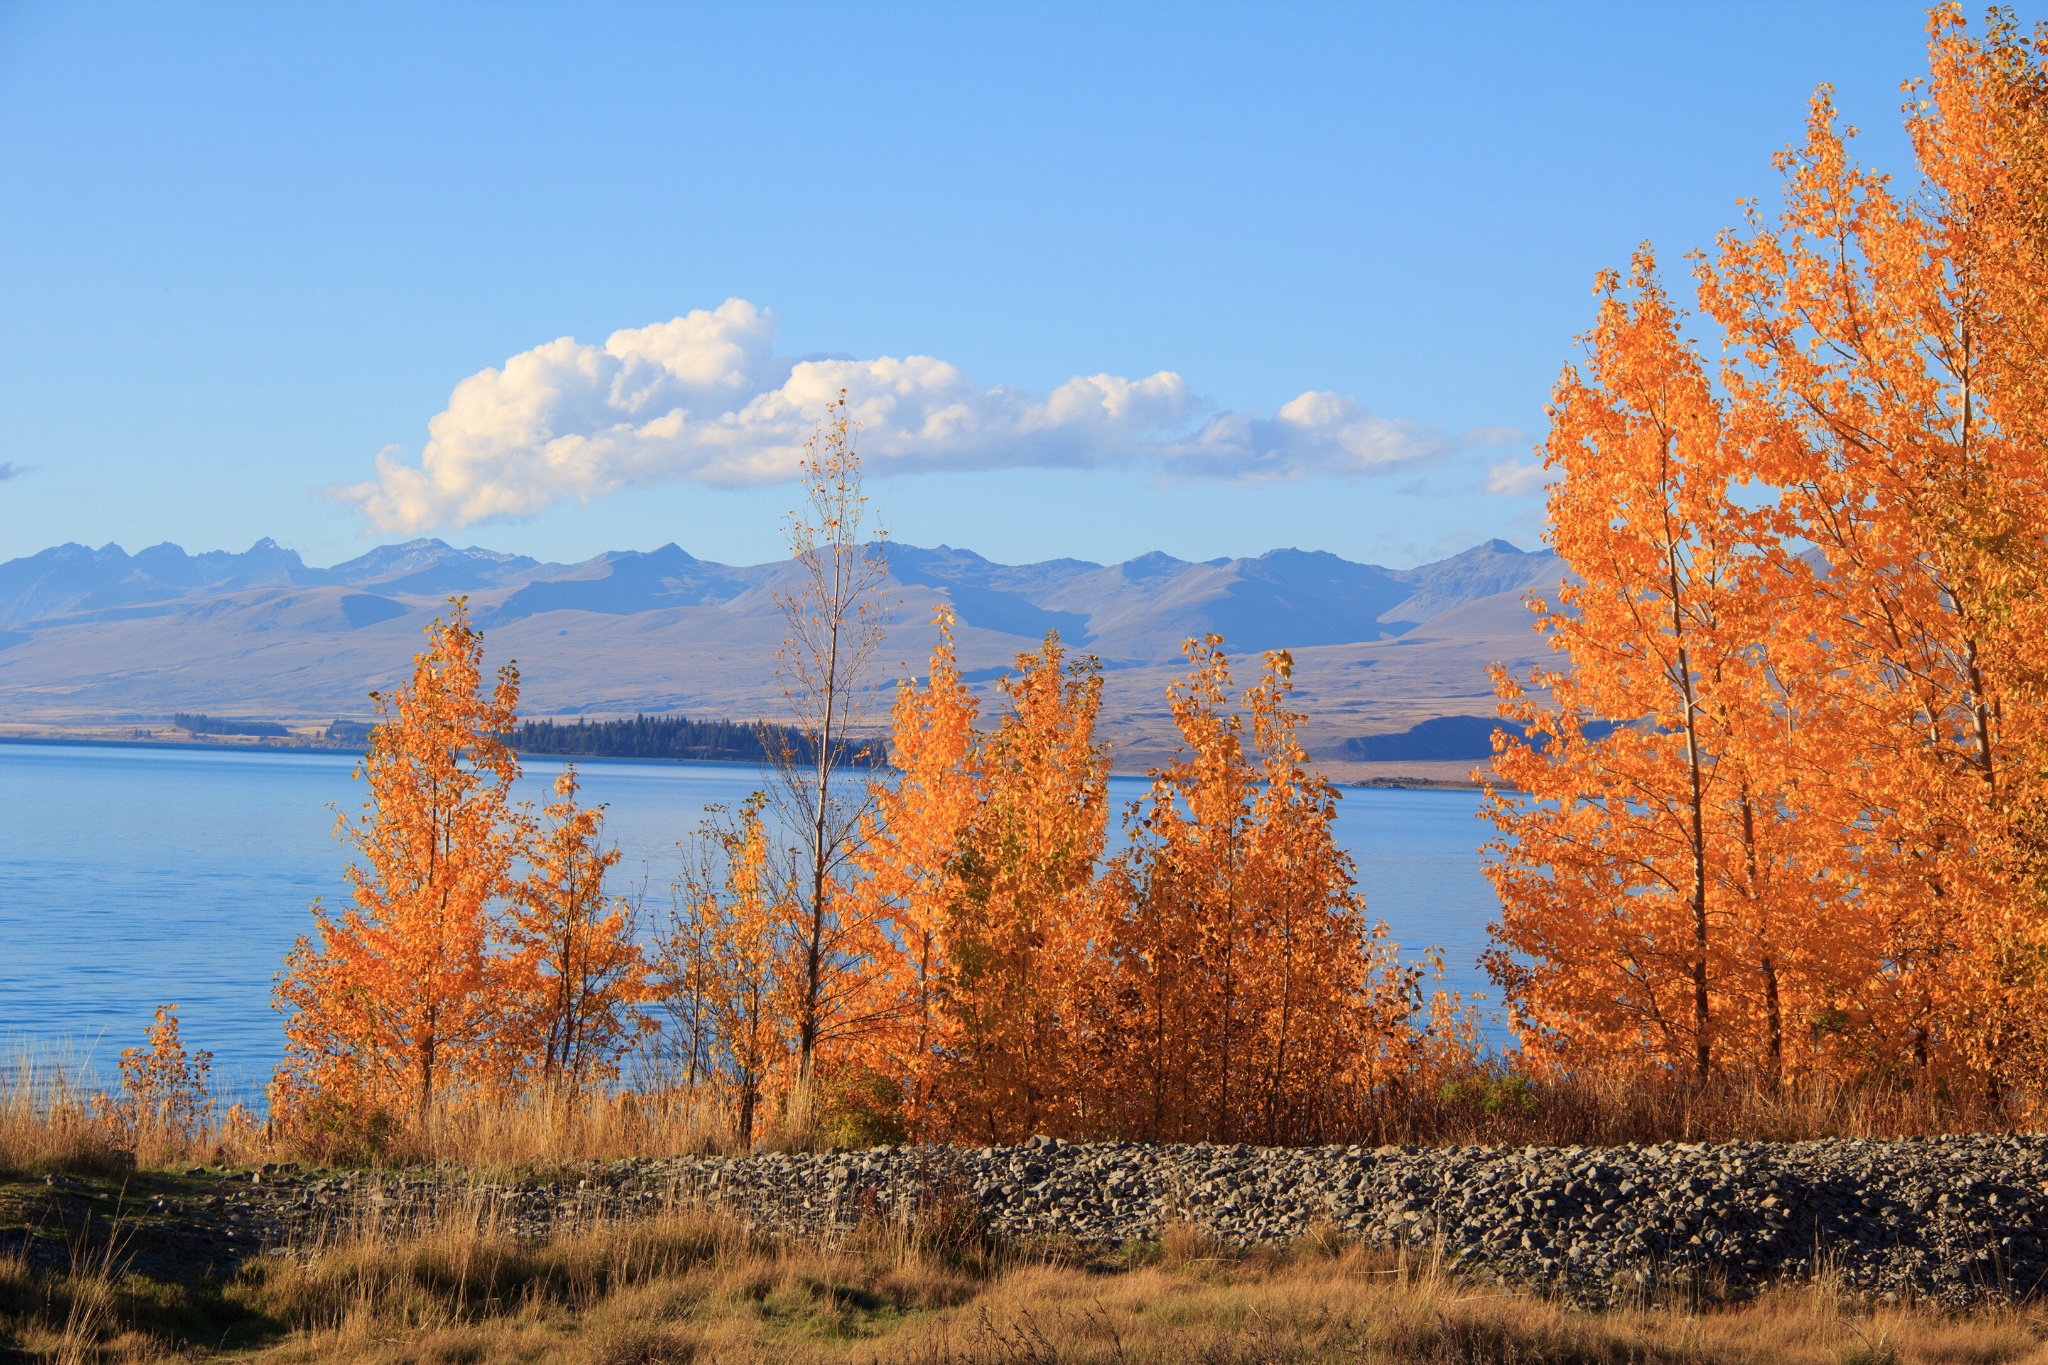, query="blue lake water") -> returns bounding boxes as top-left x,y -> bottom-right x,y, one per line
0,742 -> 1505,1103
